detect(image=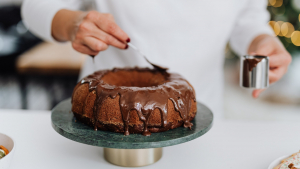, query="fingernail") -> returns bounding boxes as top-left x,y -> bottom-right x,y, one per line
125,44 -> 128,49
126,38 -> 130,43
